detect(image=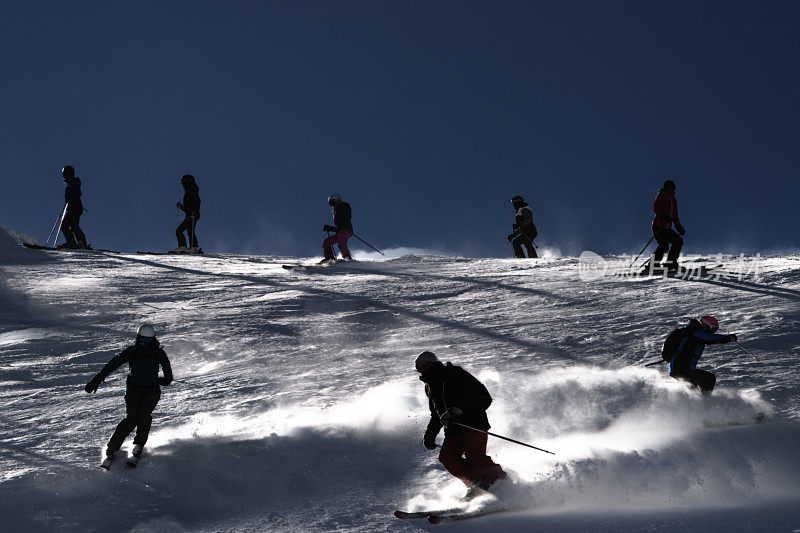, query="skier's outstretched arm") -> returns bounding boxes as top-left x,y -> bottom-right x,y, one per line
694,330 -> 734,345
85,348 -> 133,393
